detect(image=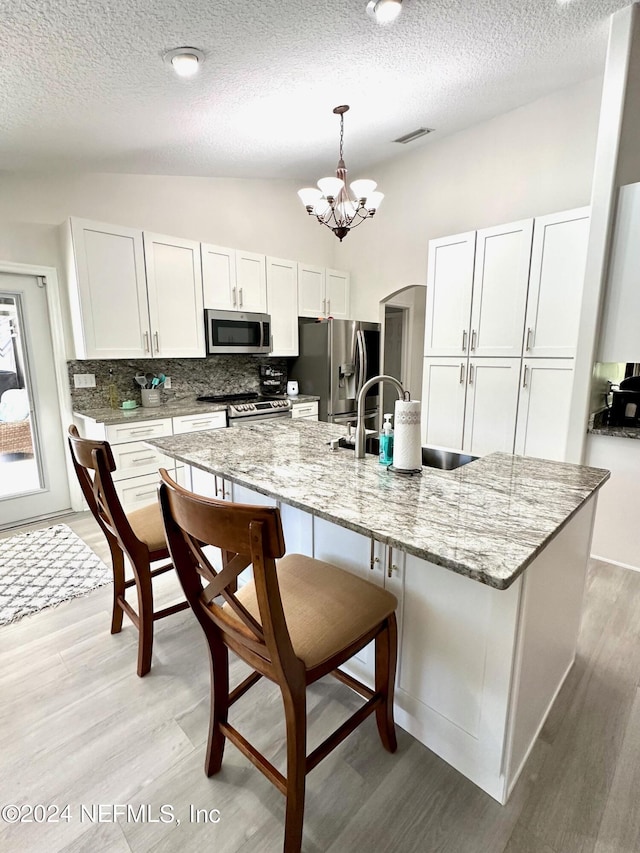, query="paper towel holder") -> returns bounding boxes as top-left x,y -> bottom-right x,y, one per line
387,464 -> 422,476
